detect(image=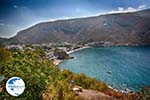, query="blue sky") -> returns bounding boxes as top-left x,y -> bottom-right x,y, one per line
0,0 -> 150,38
